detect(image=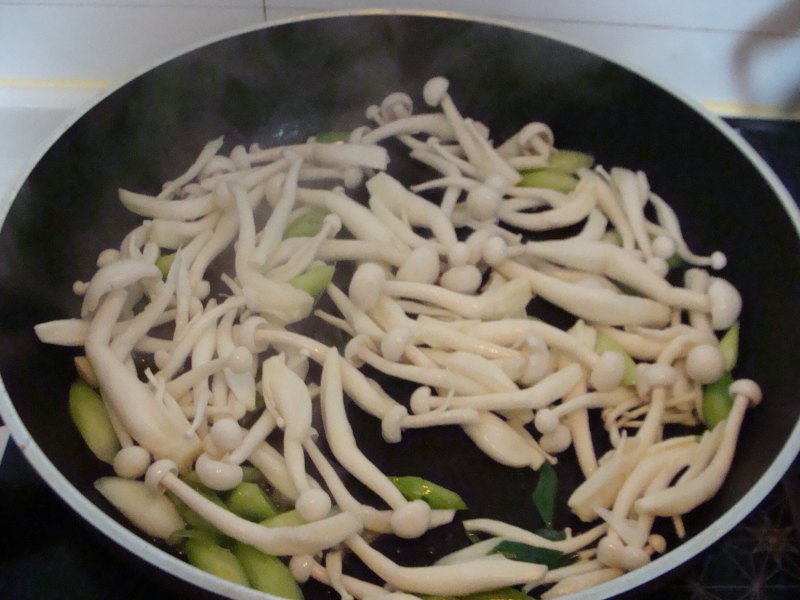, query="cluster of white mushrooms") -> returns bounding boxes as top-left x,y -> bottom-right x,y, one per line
34,76 -> 762,599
